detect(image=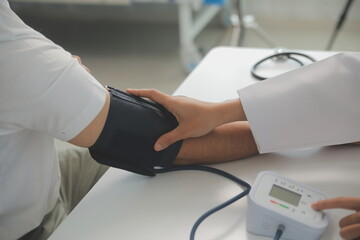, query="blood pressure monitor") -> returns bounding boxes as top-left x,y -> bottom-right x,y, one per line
246,171 -> 329,240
